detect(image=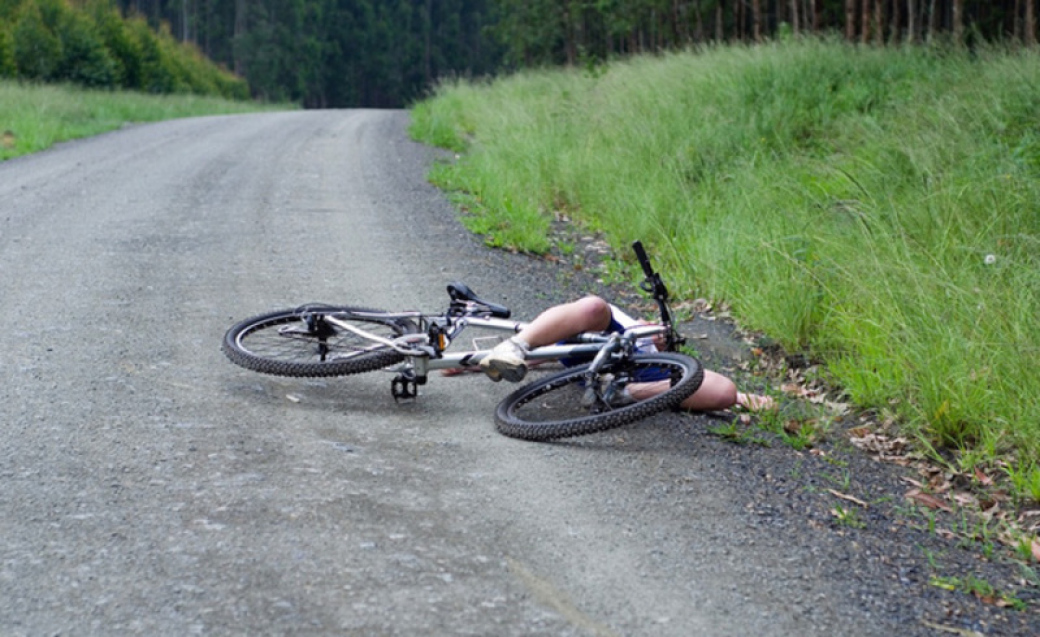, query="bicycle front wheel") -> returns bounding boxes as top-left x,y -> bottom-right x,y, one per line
494,352 -> 703,441
222,305 -> 417,377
